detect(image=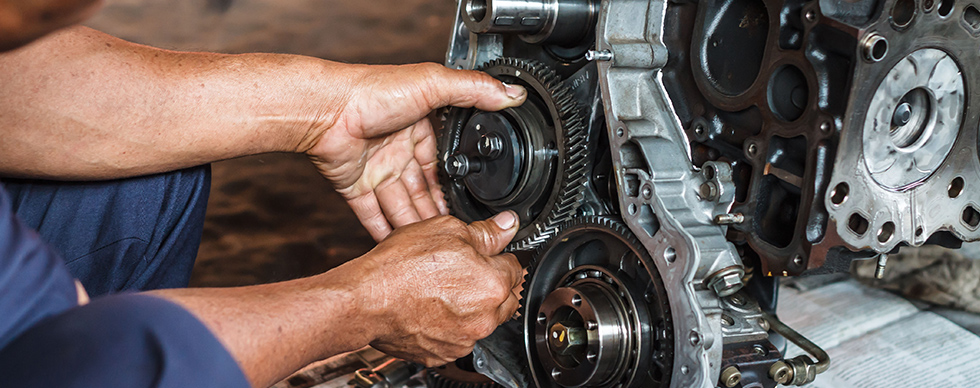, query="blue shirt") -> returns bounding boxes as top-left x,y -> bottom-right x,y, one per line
0,182 -> 248,387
